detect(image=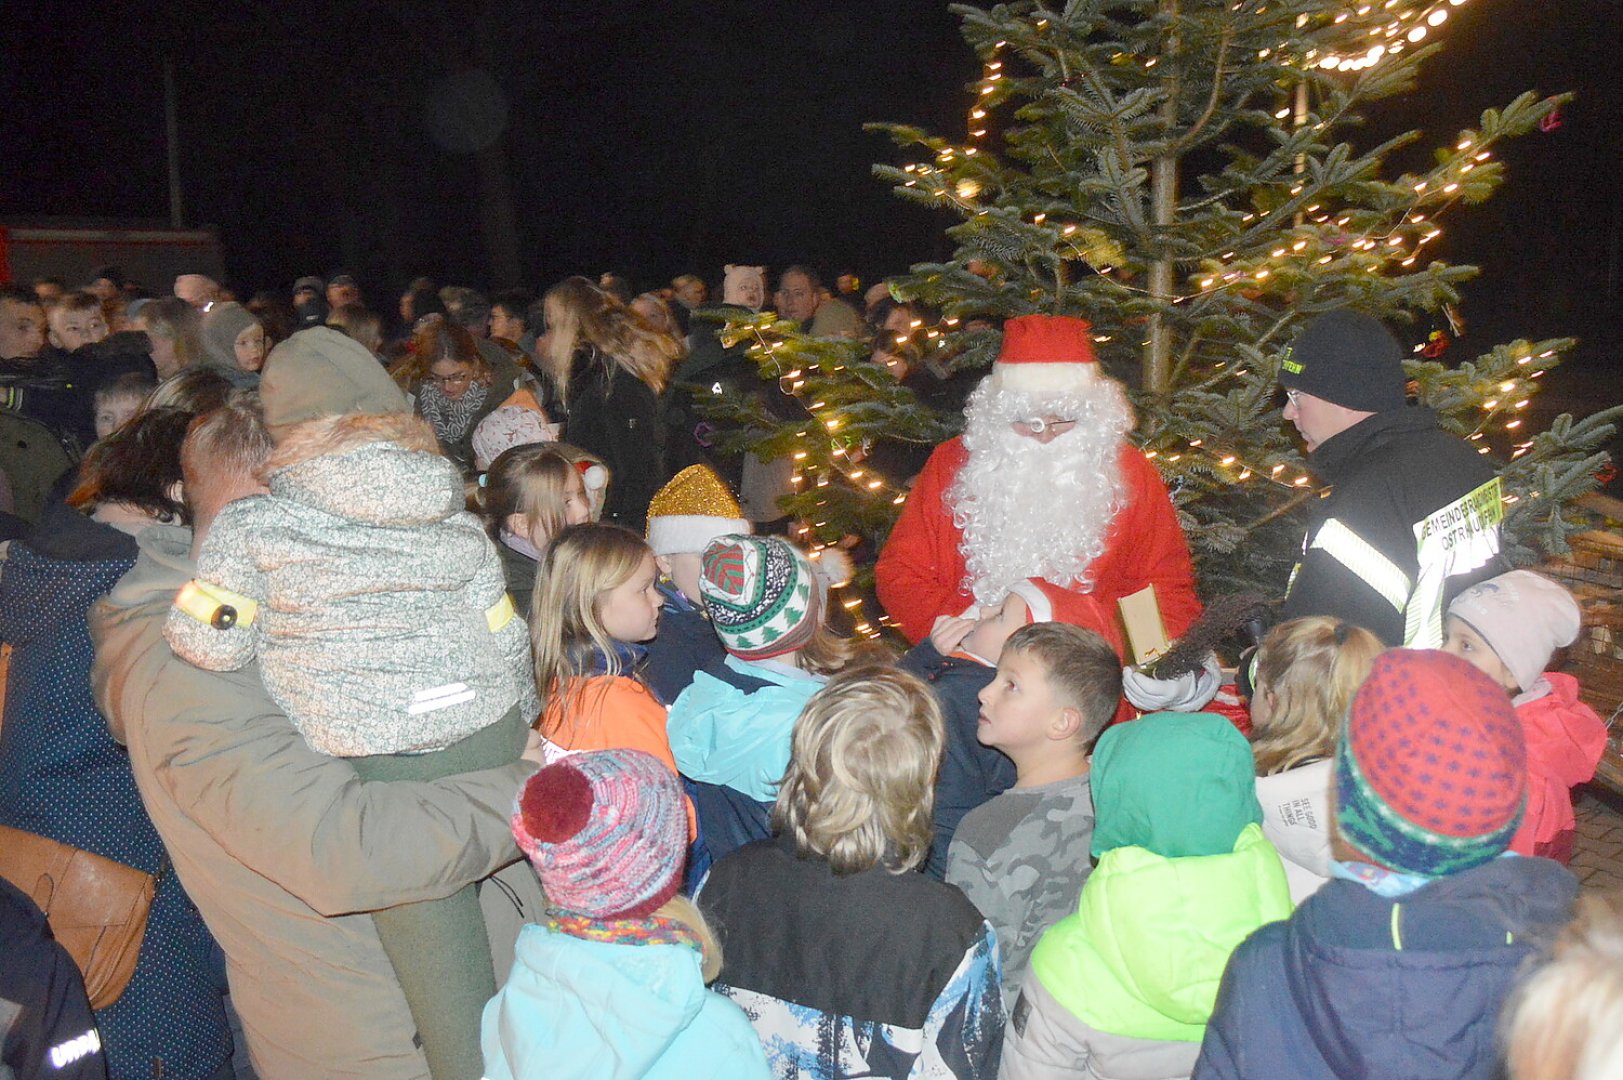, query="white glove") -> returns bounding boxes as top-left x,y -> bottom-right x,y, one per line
1122,654 -> 1222,714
